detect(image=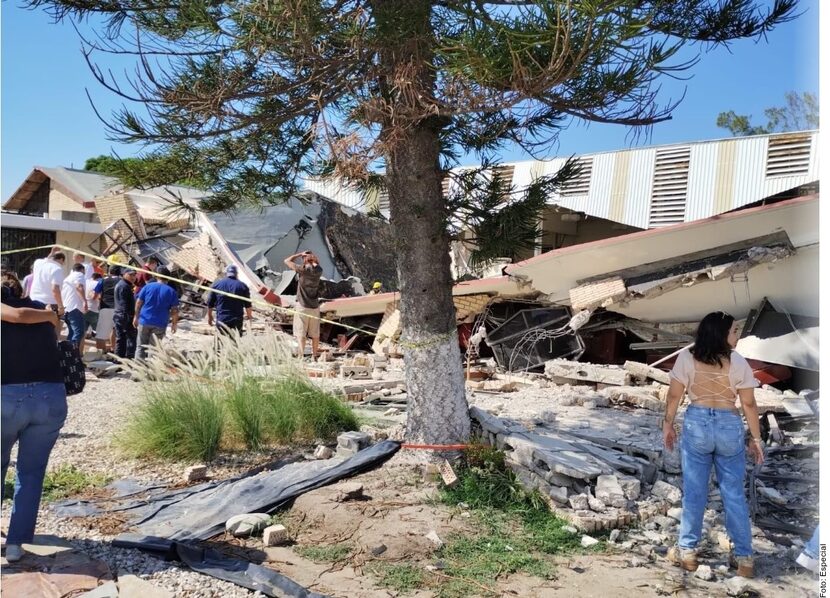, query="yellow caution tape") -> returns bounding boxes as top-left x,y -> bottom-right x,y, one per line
0,244 -> 378,337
